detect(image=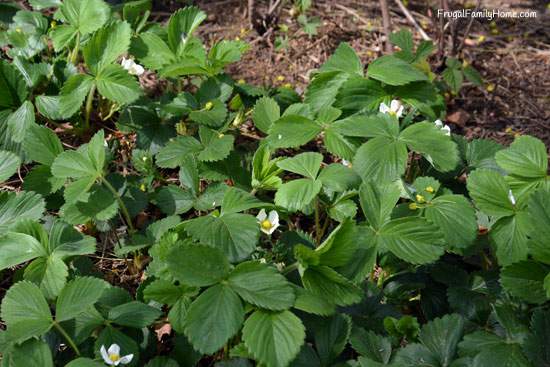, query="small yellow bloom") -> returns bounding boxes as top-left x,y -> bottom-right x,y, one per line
15,27 -> 22,33
416,194 -> 426,203
477,35 -> 486,43
237,79 -> 246,84
486,83 -> 495,92
409,202 -> 418,210
50,20 -> 57,29
505,126 -> 513,134
218,133 -> 224,138
234,36 -> 241,41
276,75 -> 285,82
283,83 -> 292,89
240,28 -> 248,37
139,183 -> 146,192
425,186 -> 435,193
204,101 -> 214,110
141,156 -> 148,162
